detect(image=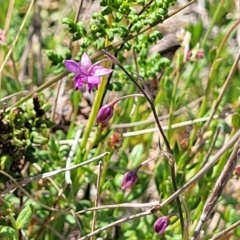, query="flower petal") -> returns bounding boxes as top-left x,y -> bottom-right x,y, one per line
64,60 -> 80,74
153,217 -> 170,235
80,52 -> 92,70
121,171 -> 138,190
87,76 -> 101,84
79,66 -> 90,76
87,83 -> 94,93
91,65 -> 113,77
73,76 -> 84,89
